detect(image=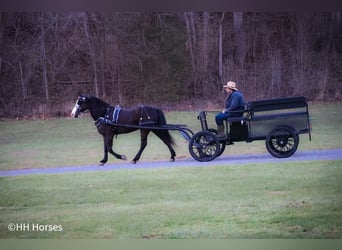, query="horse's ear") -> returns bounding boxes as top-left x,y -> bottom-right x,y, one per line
77,95 -> 87,101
